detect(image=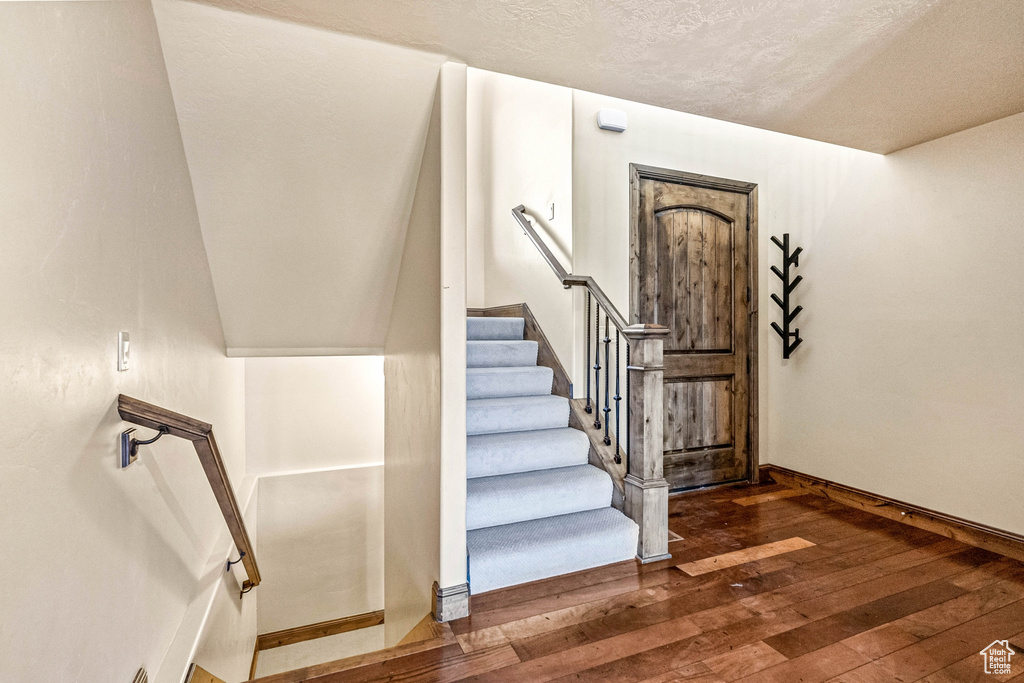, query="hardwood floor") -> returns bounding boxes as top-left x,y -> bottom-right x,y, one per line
256,482 -> 1024,682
